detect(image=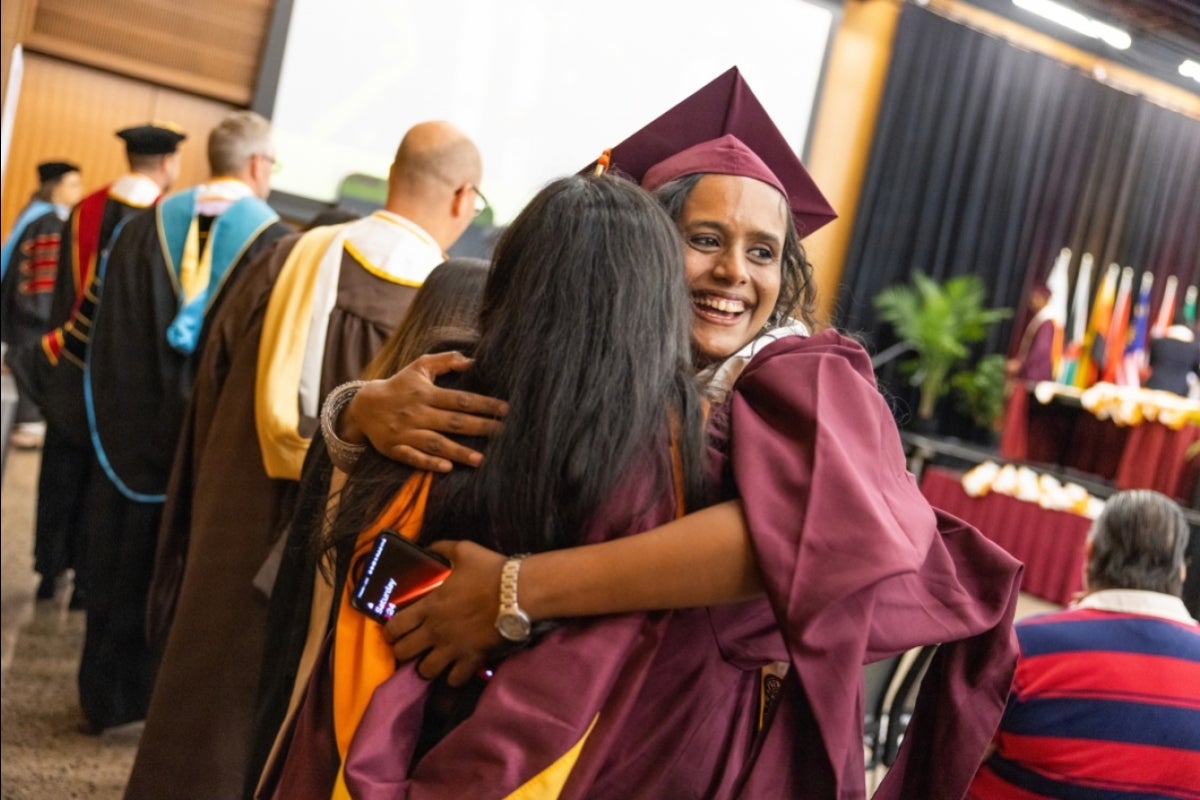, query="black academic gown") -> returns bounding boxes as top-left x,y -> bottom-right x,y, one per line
0,208 -> 65,423
12,190 -> 148,596
1146,335 -> 1200,396
77,196 -> 288,732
